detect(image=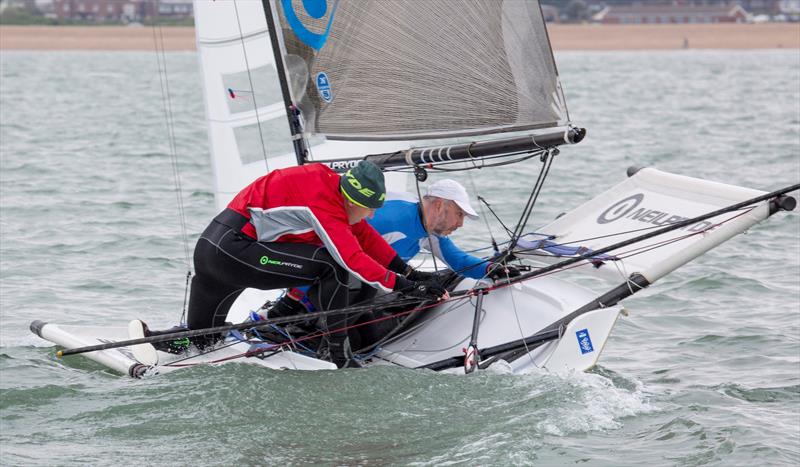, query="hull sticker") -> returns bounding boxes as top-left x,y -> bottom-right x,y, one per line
576,328 -> 594,354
